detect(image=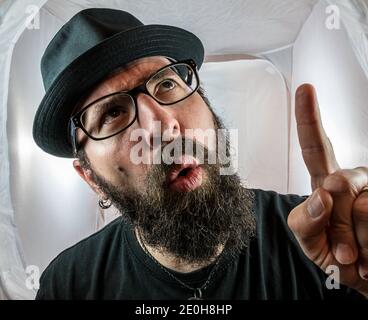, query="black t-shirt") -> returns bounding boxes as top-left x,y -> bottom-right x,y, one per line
35,189 -> 365,300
